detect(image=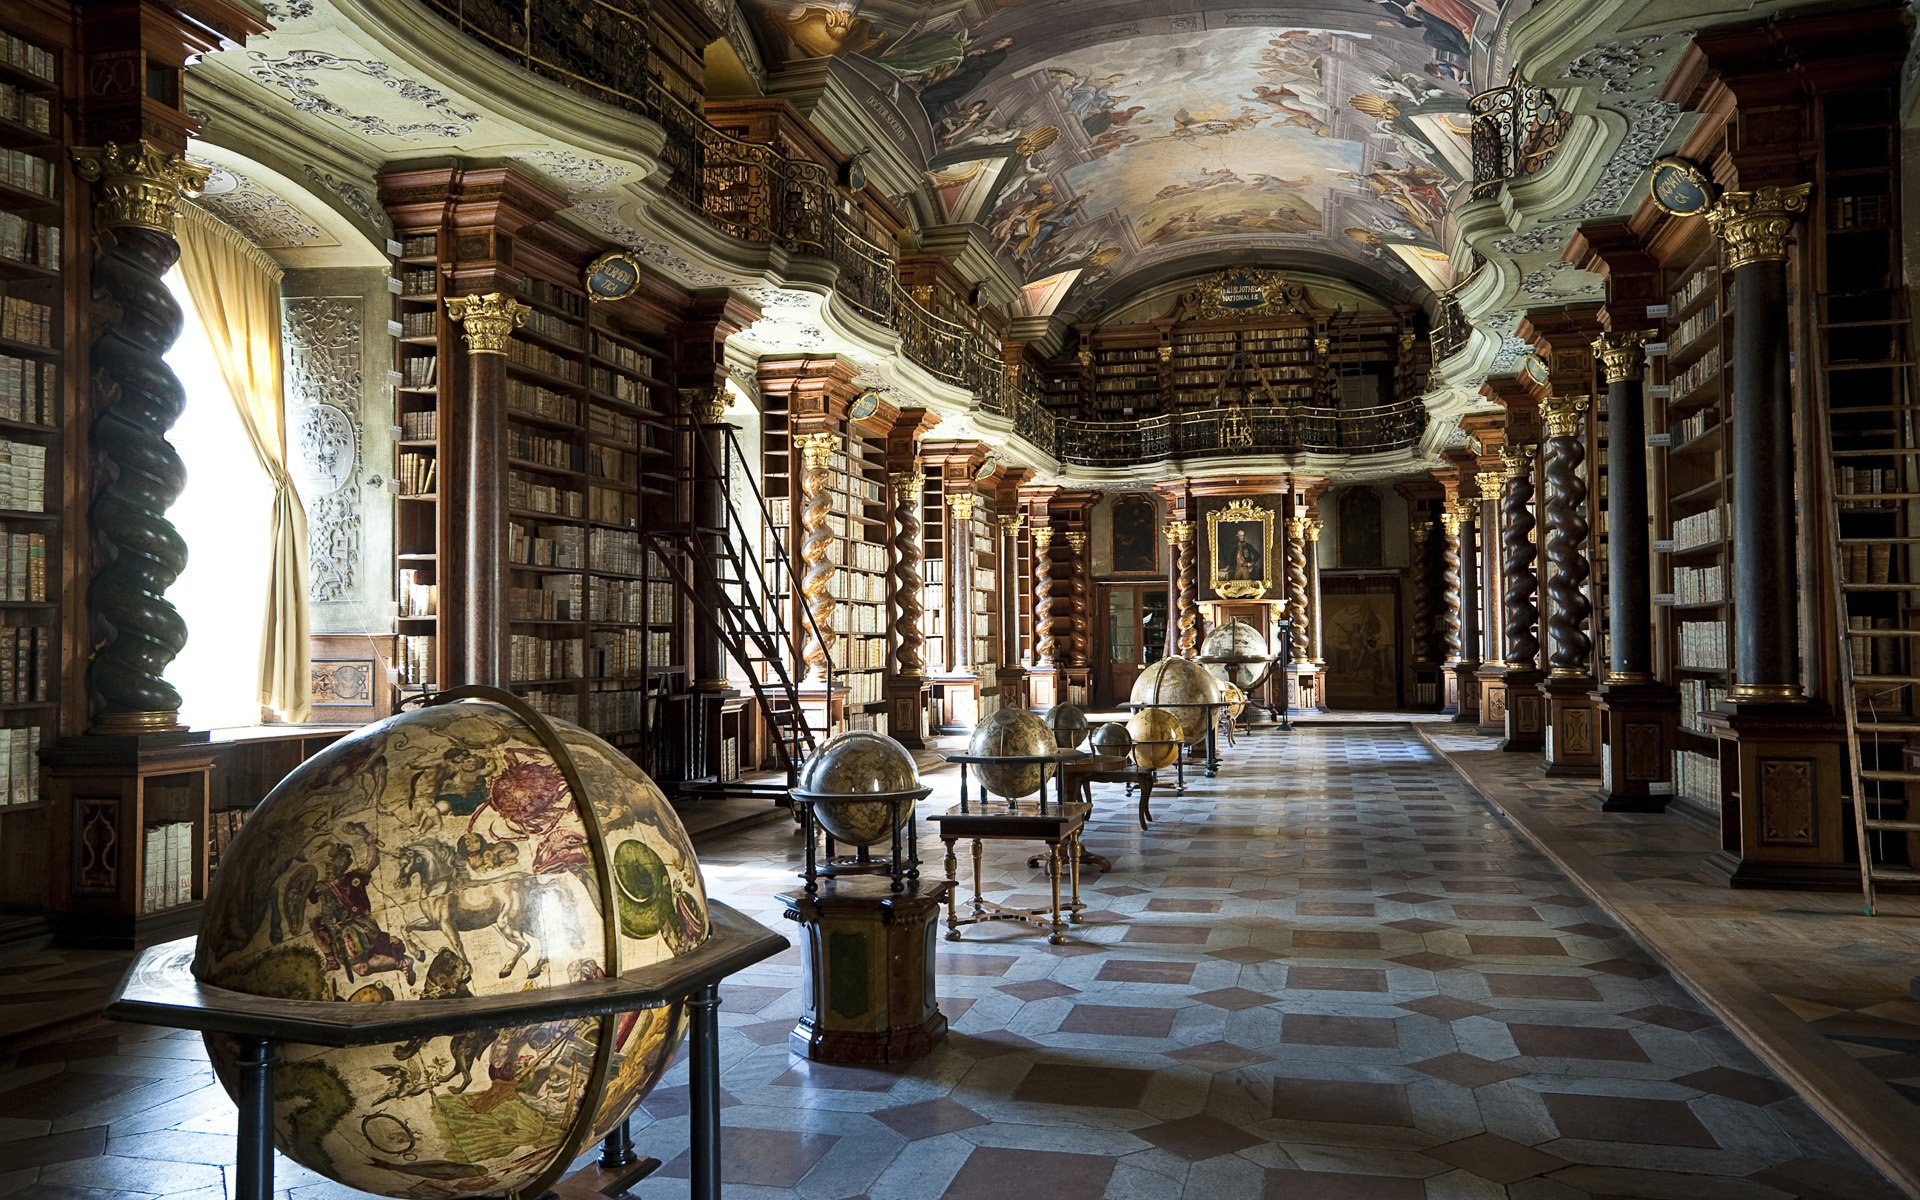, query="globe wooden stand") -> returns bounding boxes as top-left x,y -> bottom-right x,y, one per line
780,876 -> 954,1064
105,902 -> 788,1200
